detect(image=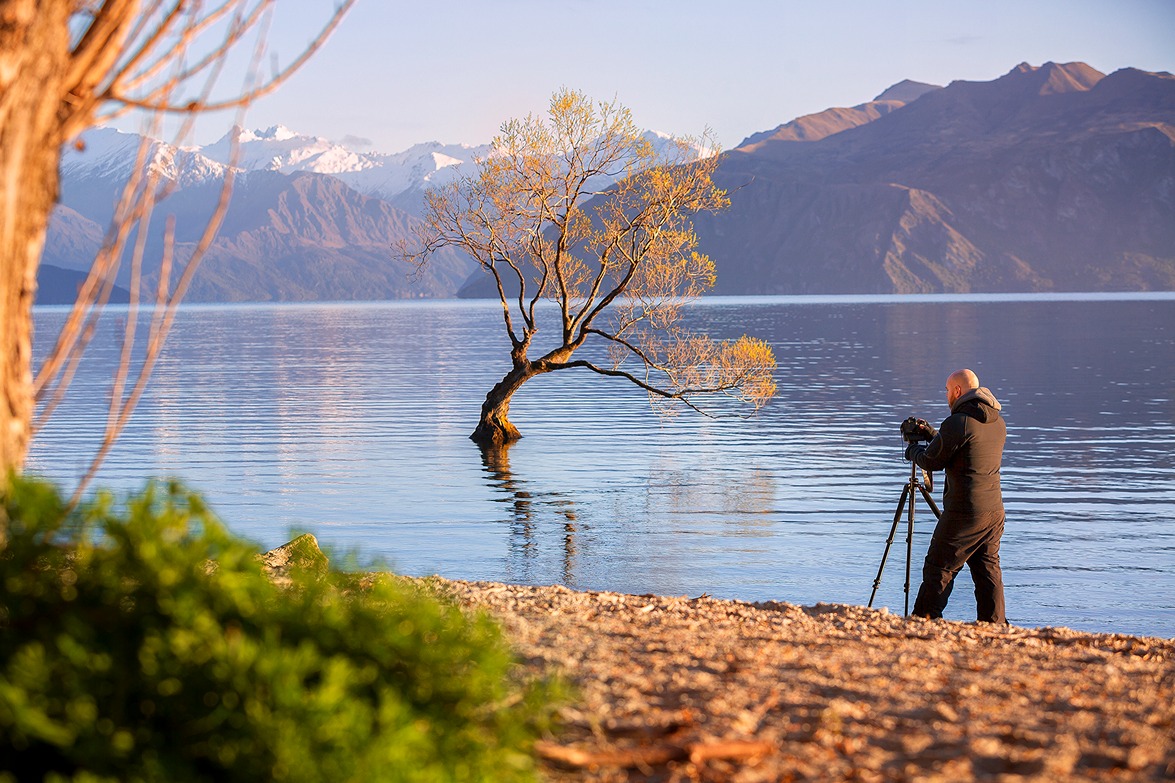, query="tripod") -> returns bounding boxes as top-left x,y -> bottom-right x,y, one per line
868,454 -> 942,616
